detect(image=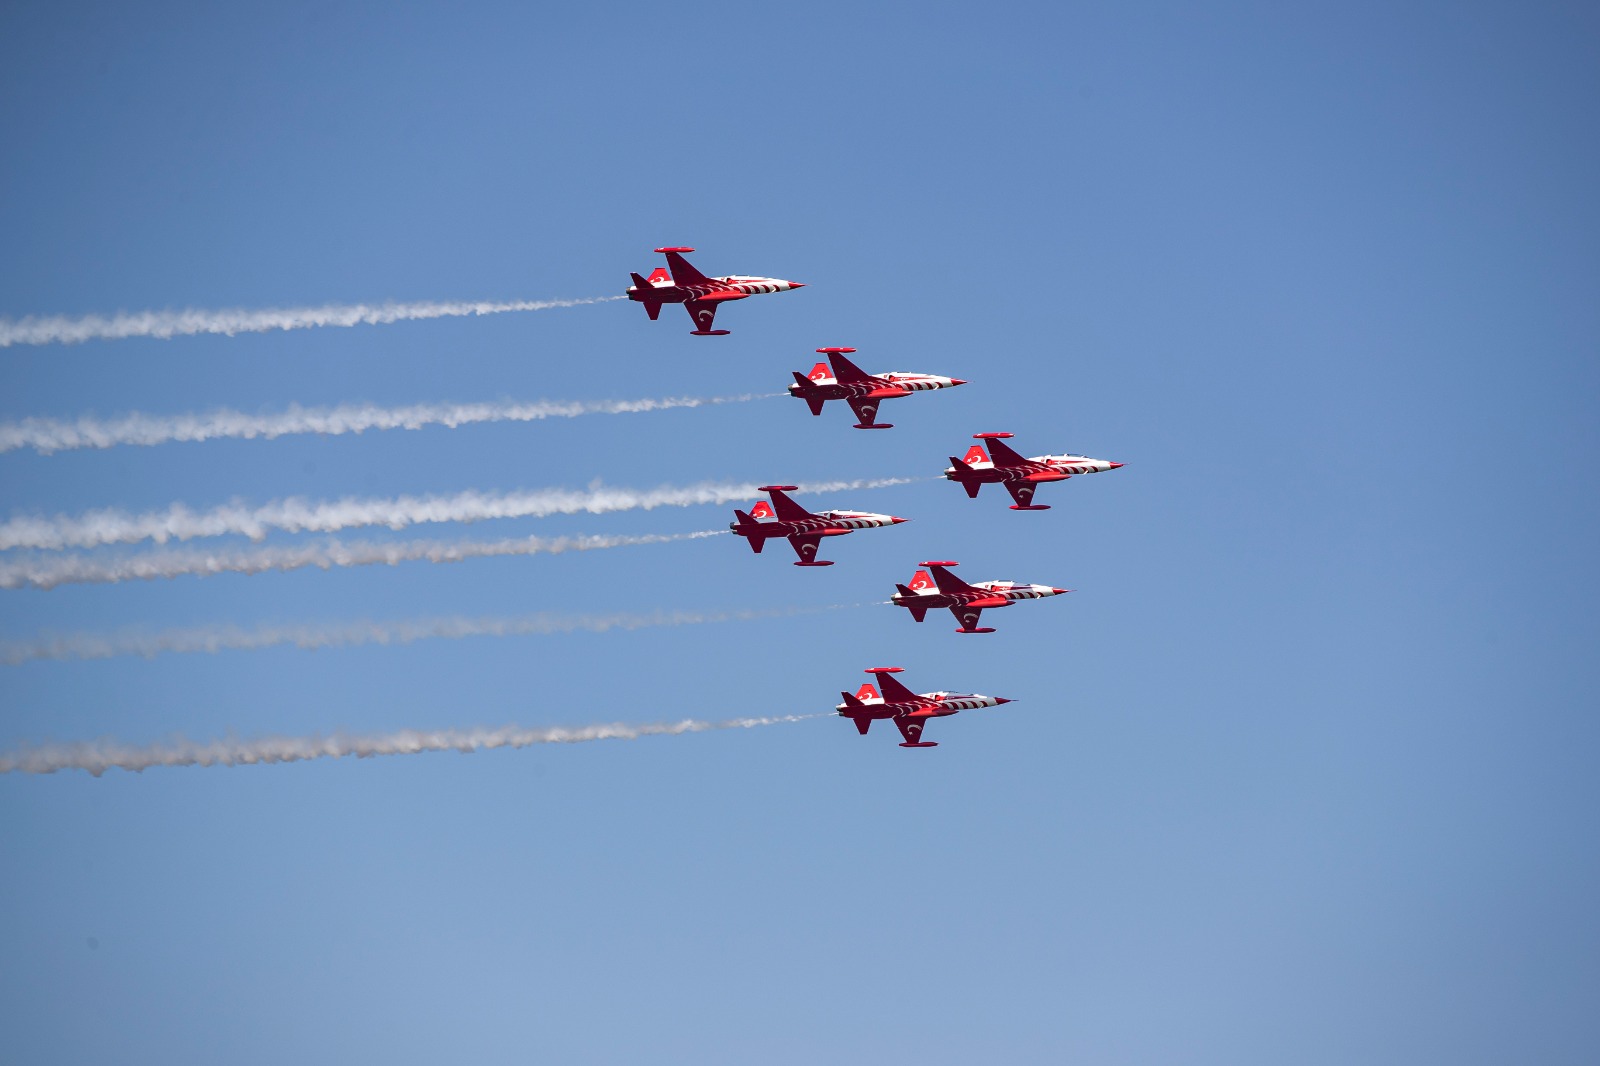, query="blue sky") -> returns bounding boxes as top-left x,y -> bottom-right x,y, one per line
2,2 -> 1598,1062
